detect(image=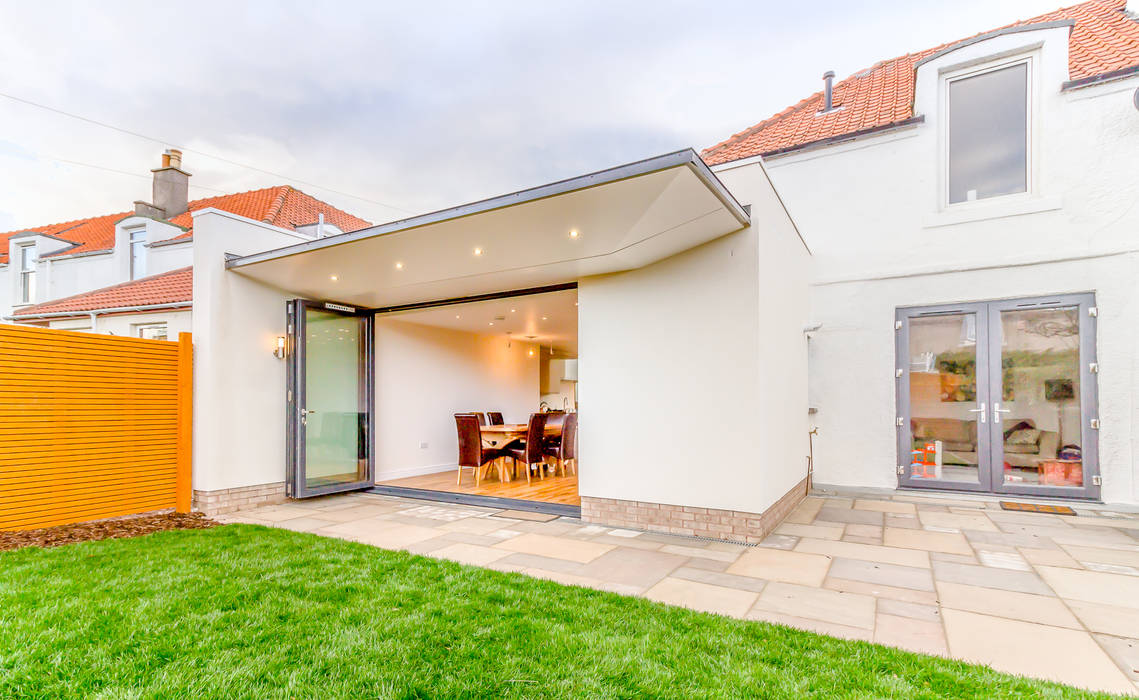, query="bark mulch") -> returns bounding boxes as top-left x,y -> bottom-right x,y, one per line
1,512 -> 219,552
